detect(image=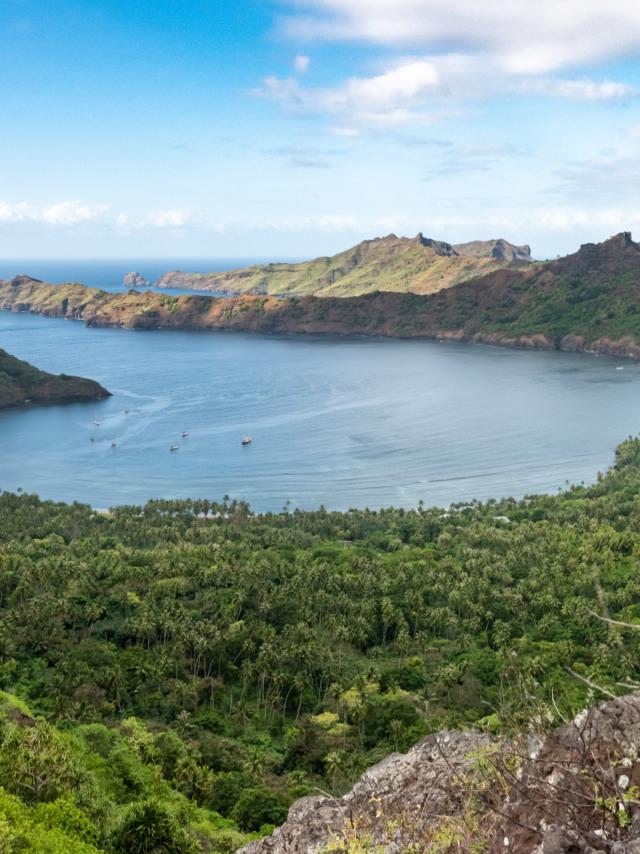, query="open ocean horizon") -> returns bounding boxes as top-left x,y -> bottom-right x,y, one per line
0,257 -> 302,293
